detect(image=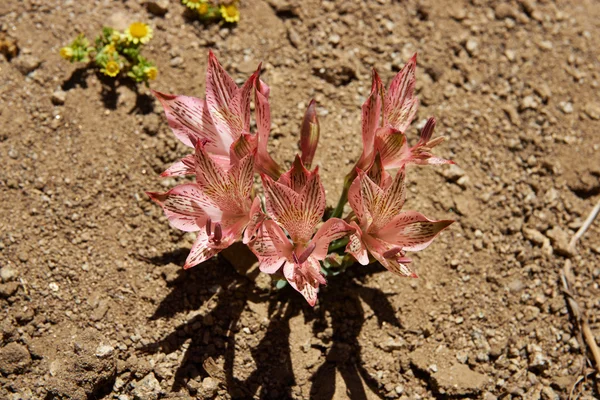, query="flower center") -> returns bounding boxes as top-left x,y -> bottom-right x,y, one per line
106,61 -> 119,74
129,23 -> 148,39
223,5 -> 237,18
